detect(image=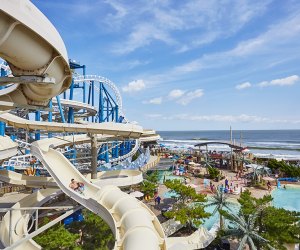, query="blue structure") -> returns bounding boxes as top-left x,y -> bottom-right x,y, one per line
64,210 -> 84,226
0,62 -> 7,136
0,58 -> 136,166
